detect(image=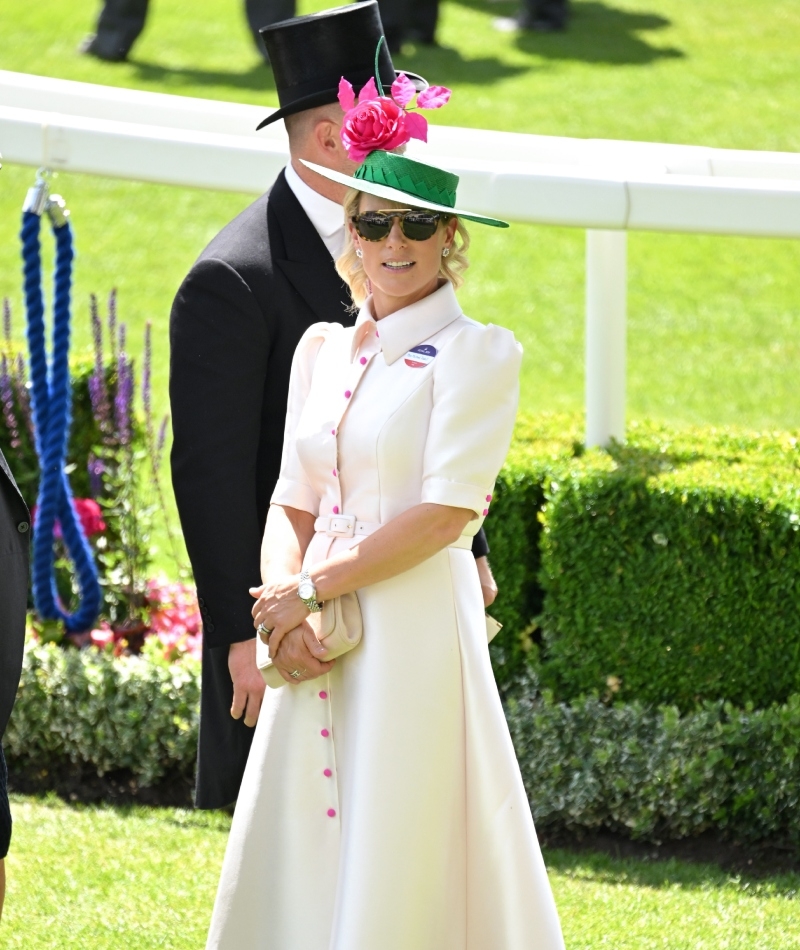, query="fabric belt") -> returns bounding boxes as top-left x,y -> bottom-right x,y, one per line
314,514 -> 474,550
